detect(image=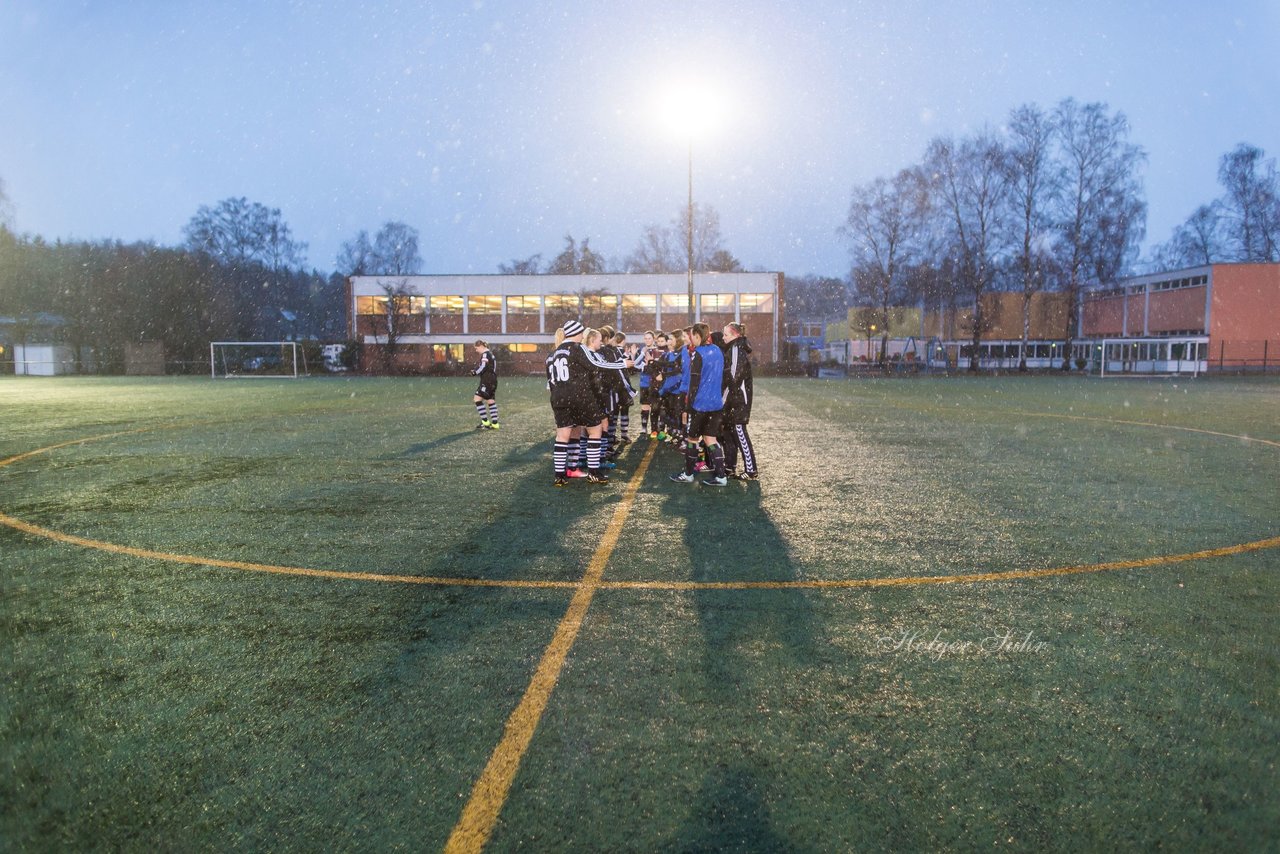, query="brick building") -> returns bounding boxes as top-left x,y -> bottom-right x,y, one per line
347,272 -> 785,374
